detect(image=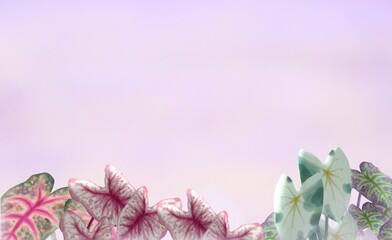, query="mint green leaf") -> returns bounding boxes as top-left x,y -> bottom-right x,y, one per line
319,212 -> 358,240
351,162 -> 392,208
298,147 -> 352,221
261,213 -> 280,240
274,173 -> 323,240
